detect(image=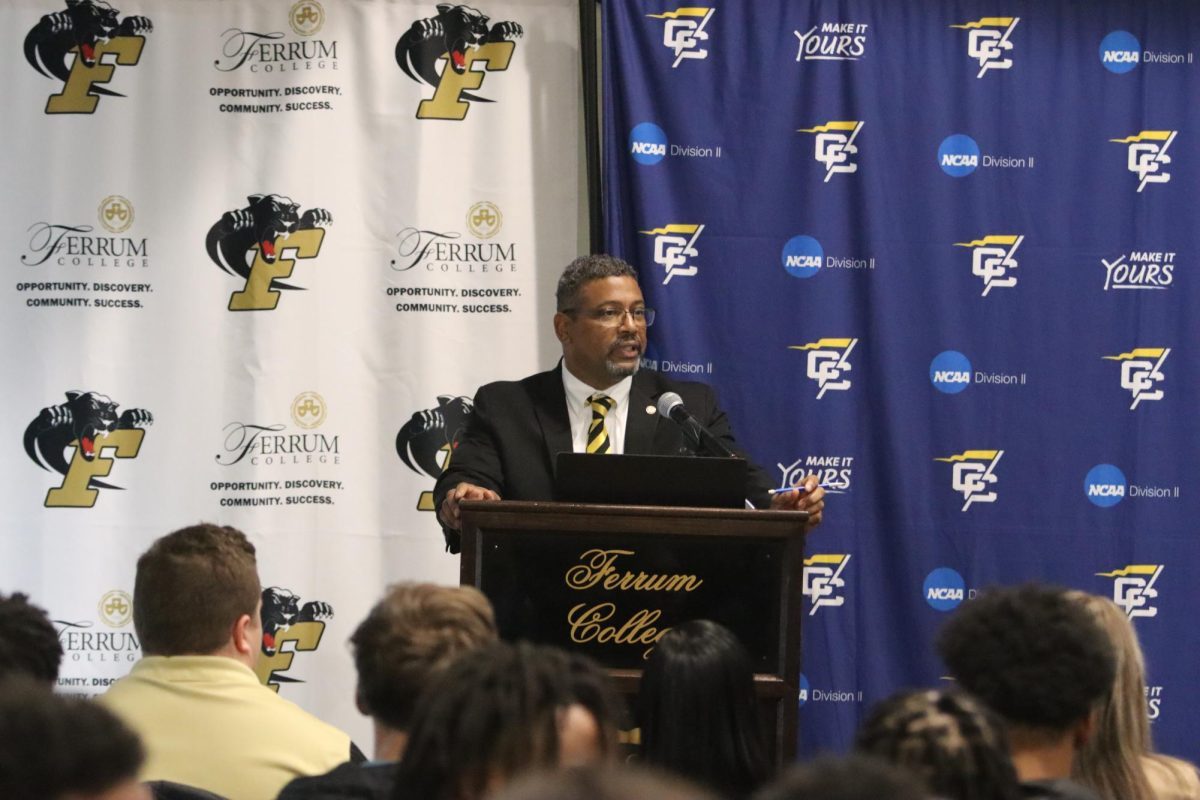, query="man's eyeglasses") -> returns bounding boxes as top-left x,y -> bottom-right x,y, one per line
562,306 -> 656,327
